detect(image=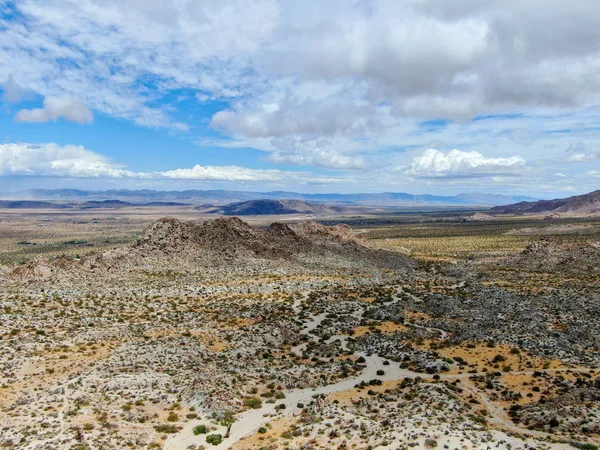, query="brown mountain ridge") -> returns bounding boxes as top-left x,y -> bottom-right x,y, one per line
491,189 -> 600,215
